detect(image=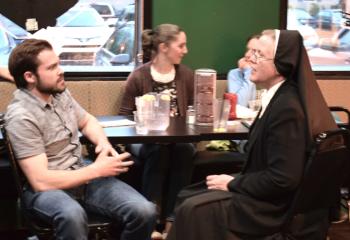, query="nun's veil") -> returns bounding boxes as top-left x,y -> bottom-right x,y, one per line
273,30 -> 337,145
